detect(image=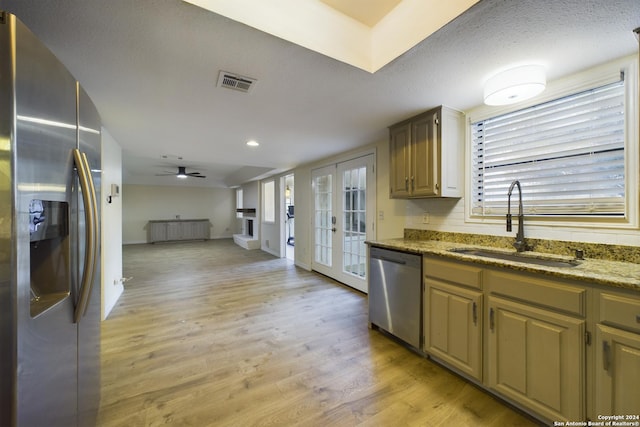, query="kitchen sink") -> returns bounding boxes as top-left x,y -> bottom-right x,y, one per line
448,248 -> 581,268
